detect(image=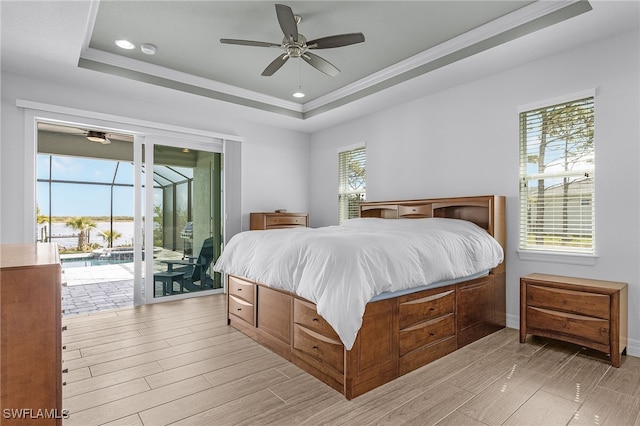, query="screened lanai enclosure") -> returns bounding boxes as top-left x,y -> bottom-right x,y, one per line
37,123 -> 223,304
